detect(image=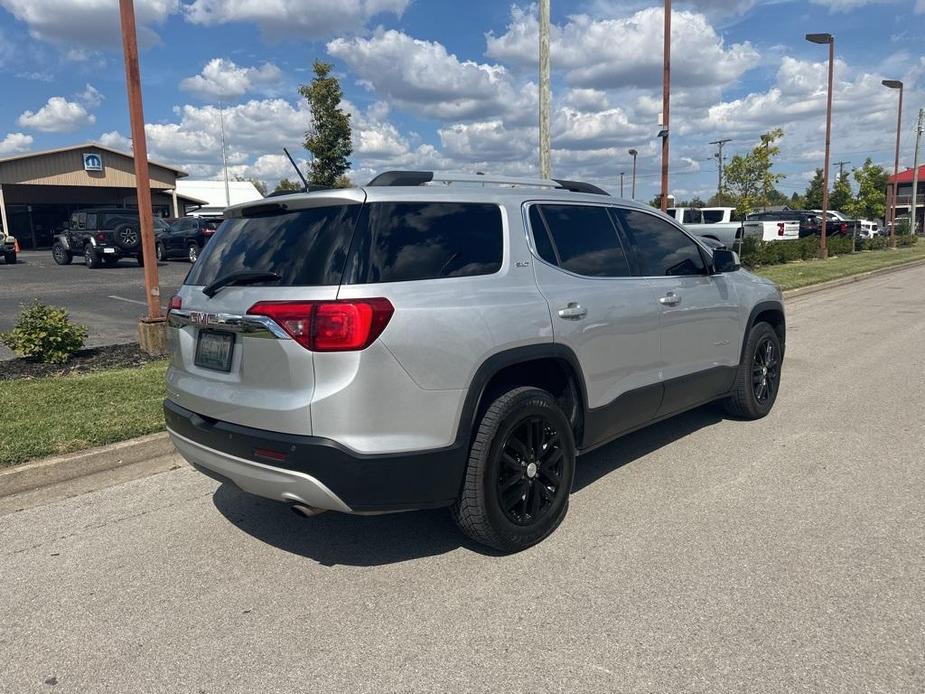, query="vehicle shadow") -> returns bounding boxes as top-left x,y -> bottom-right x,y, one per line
572,404 -> 724,492
212,403 -> 725,567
